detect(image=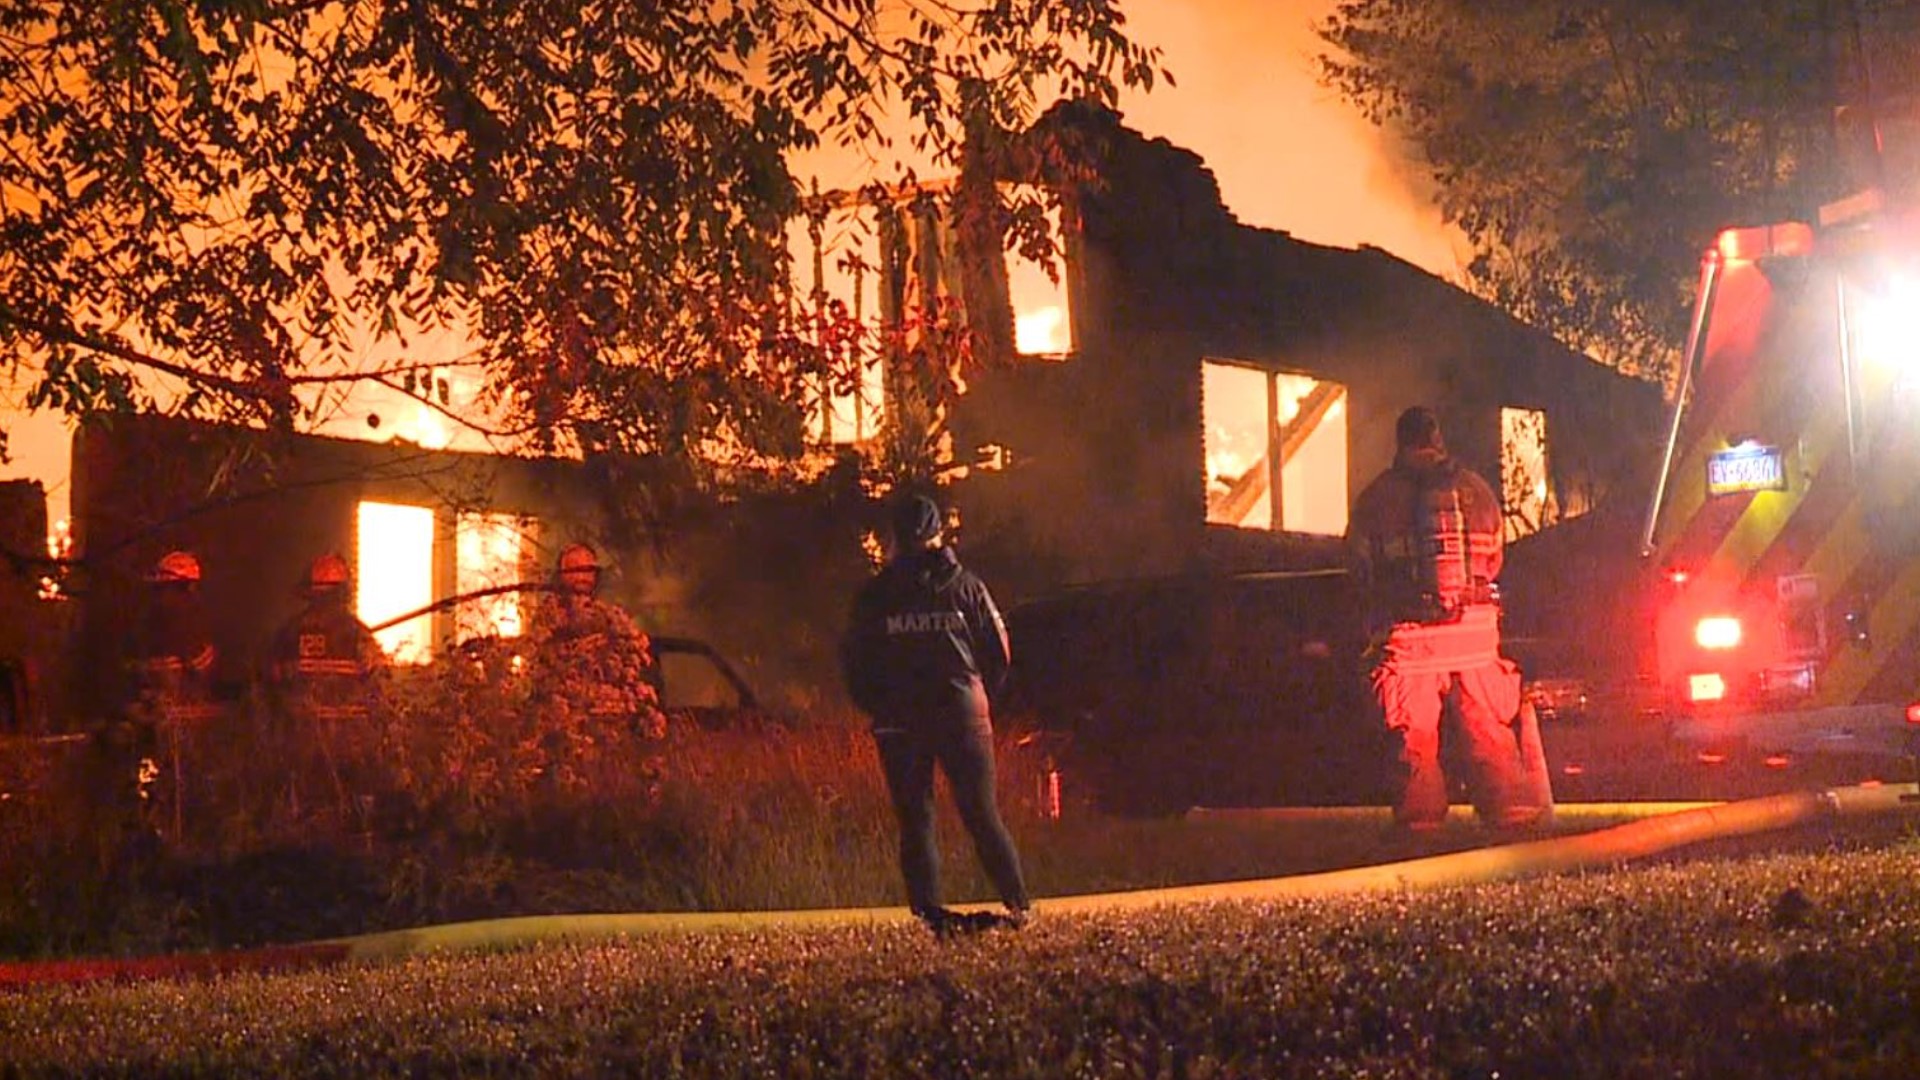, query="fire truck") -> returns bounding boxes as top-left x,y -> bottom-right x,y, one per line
1640,183 -> 1920,778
